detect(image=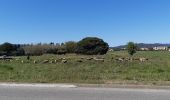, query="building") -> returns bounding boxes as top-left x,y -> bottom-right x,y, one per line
108,49 -> 114,52
153,46 -> 168,51
140,48 -> 149,51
